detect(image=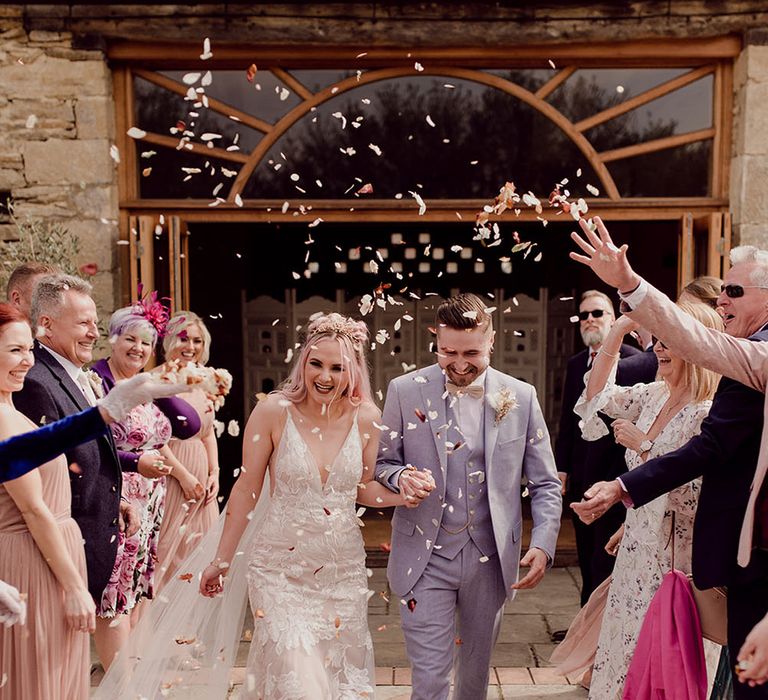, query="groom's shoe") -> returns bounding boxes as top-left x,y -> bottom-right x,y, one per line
550,629 -> 567,643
